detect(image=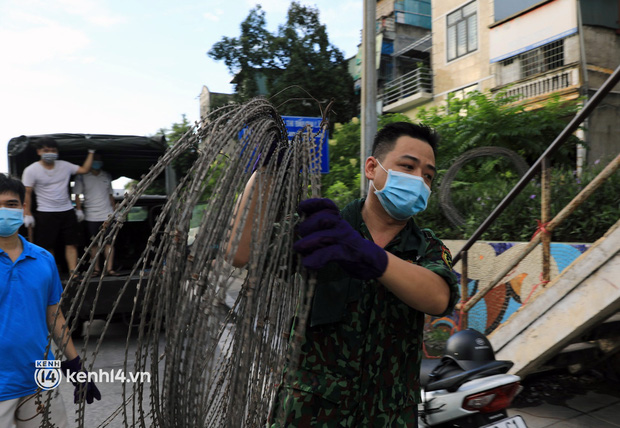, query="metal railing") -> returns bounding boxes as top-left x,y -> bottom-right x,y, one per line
454,64 -> 620,315
503,67 -> 579,100
392,33 -> 432,57
380,67 -> 432,106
